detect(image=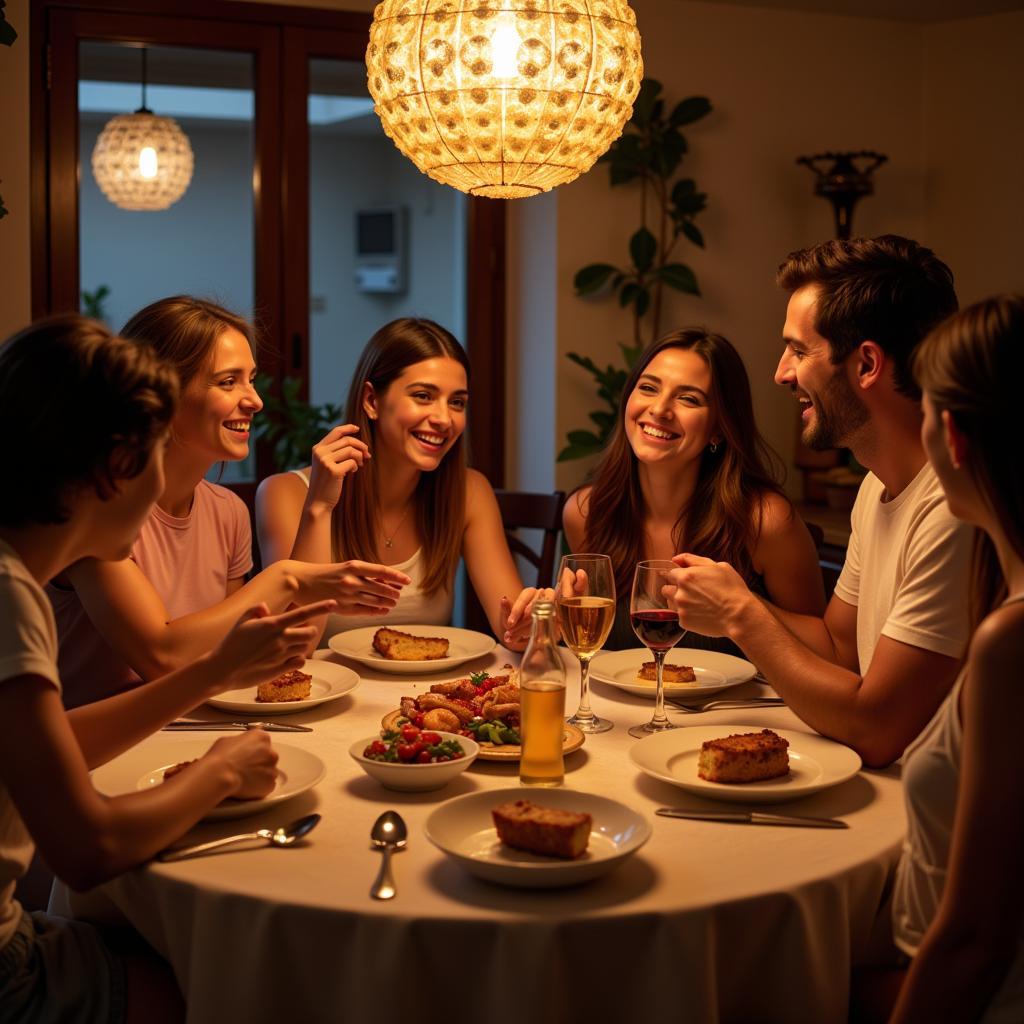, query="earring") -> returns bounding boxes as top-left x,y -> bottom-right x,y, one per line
710,441 -> 719,454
